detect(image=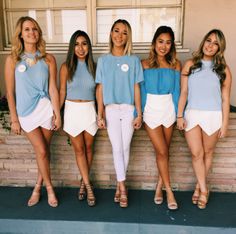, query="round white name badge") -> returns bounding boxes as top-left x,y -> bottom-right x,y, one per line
18,64 -> 26,73
121,64 -> 129,72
